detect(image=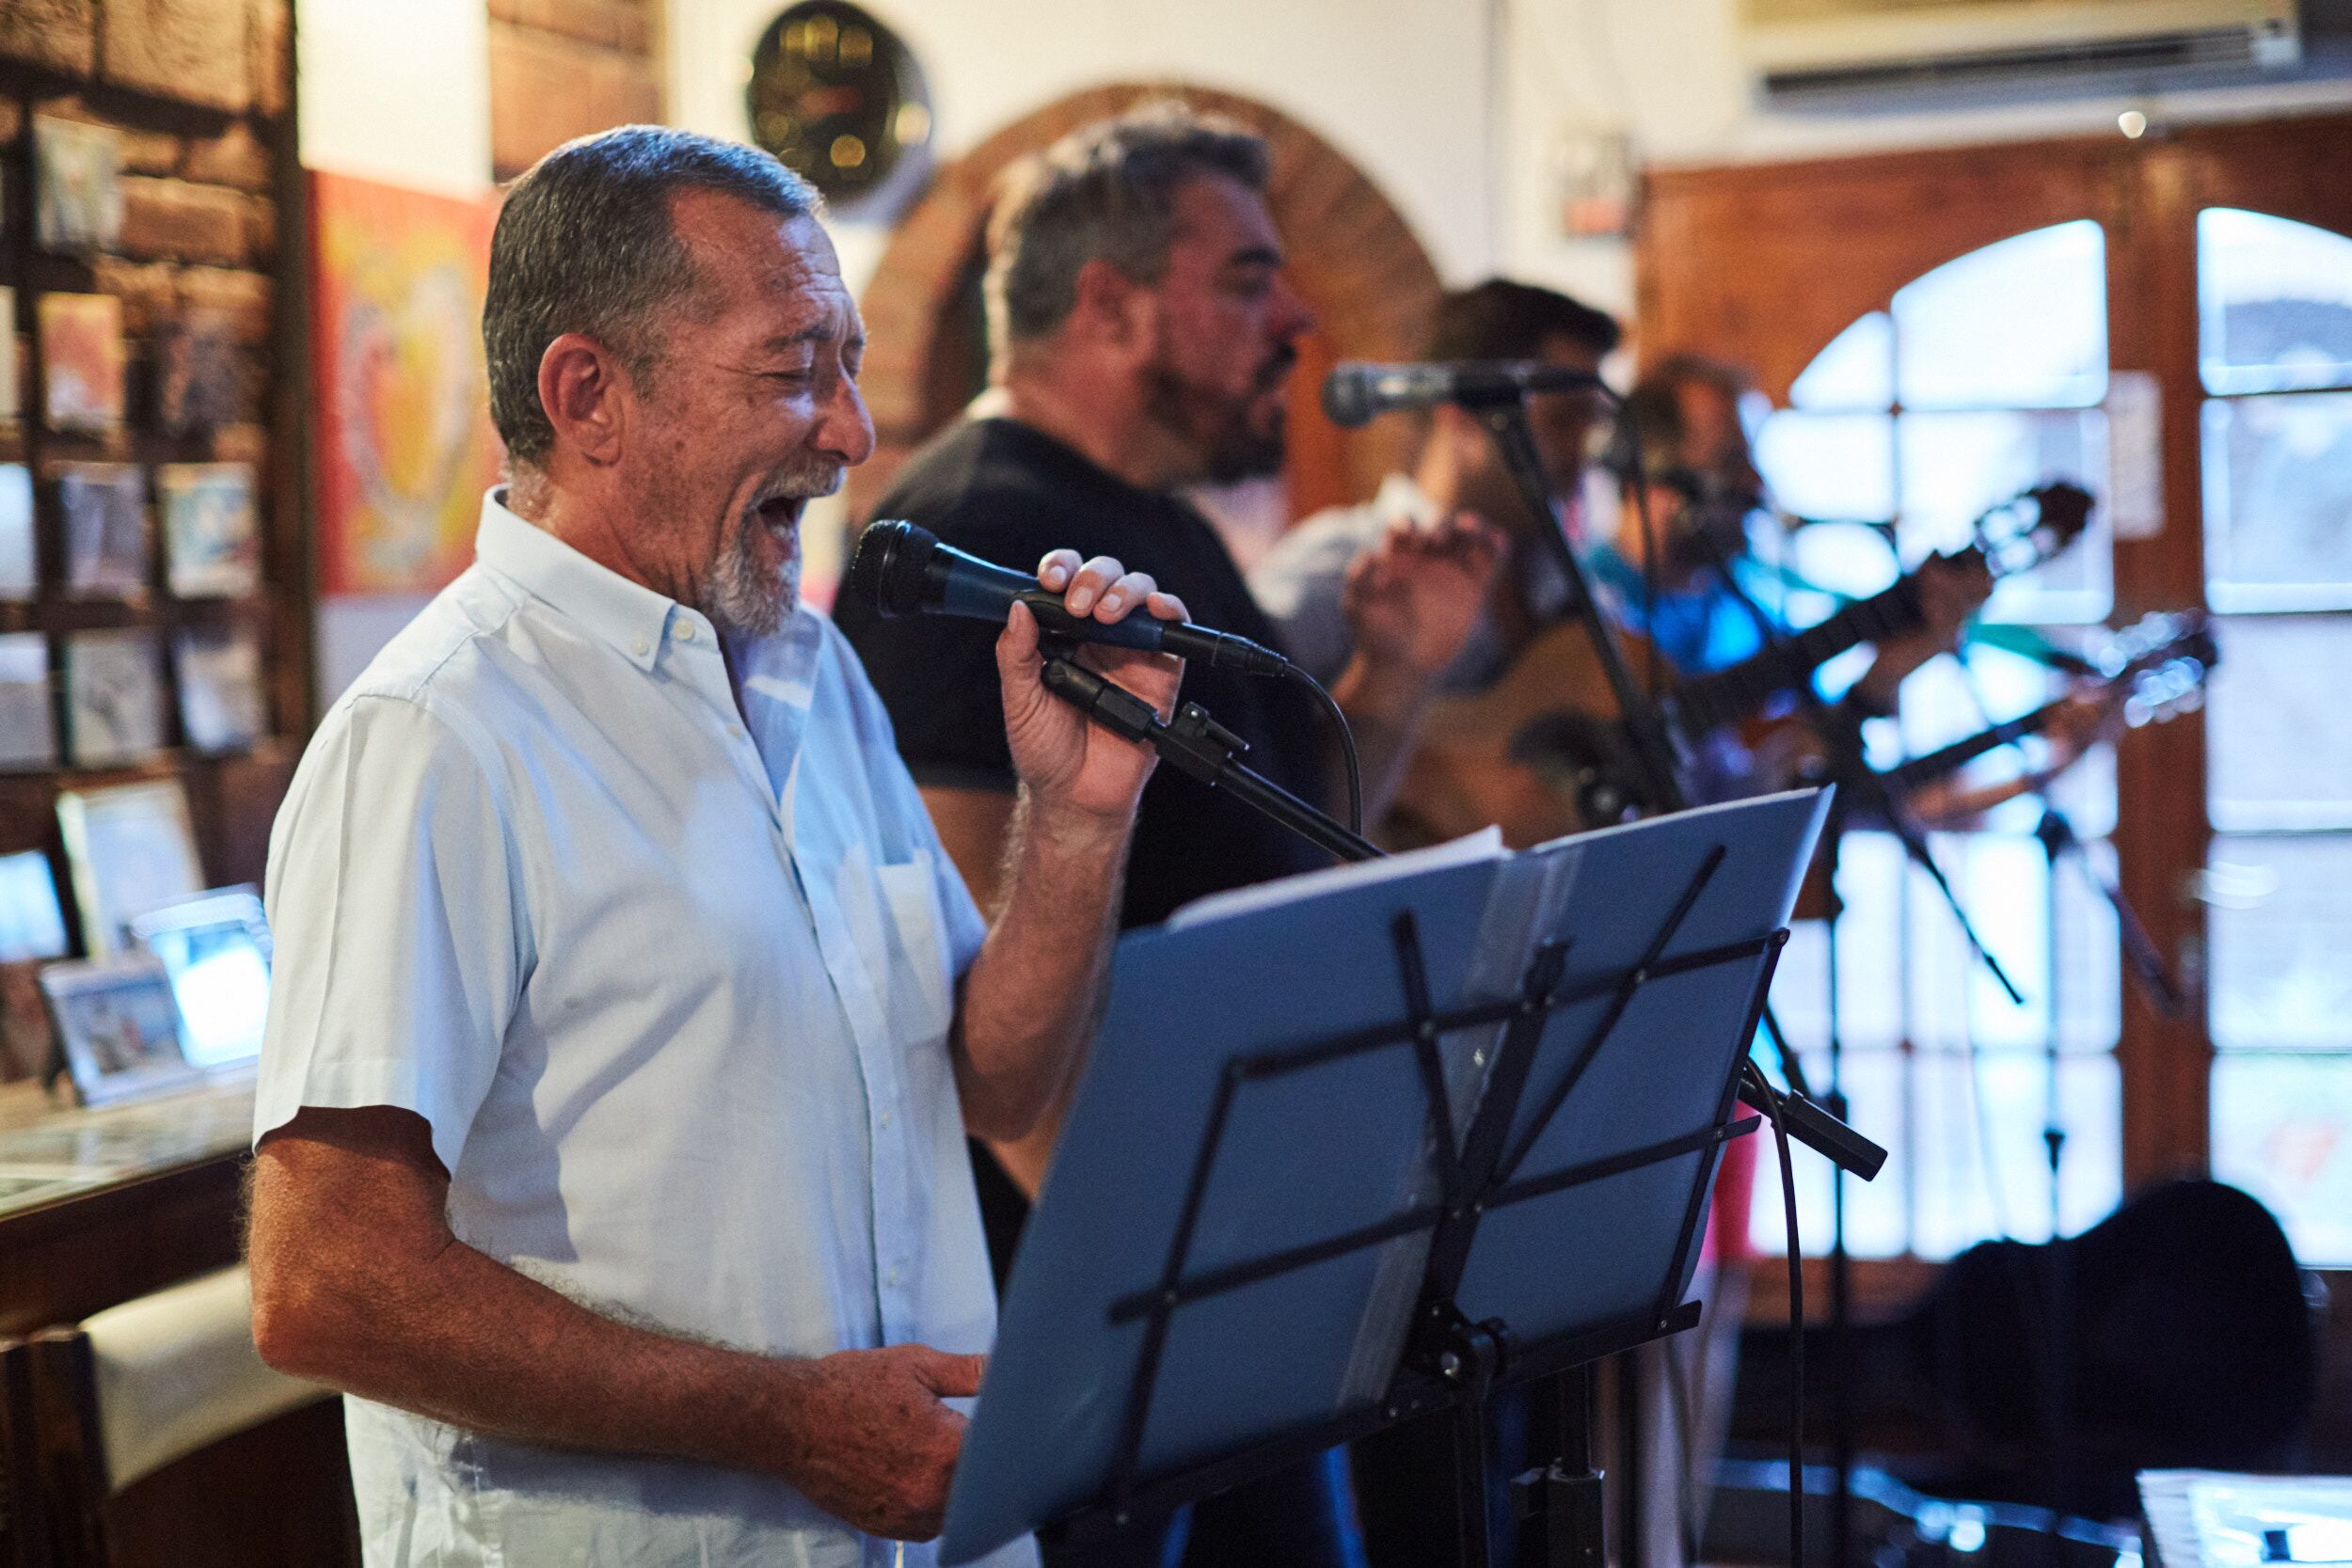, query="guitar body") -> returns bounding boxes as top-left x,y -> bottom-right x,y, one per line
1386,620 -> 1662,849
